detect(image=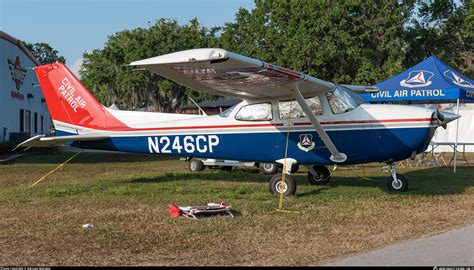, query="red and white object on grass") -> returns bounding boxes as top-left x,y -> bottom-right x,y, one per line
168,202 -> 233,220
